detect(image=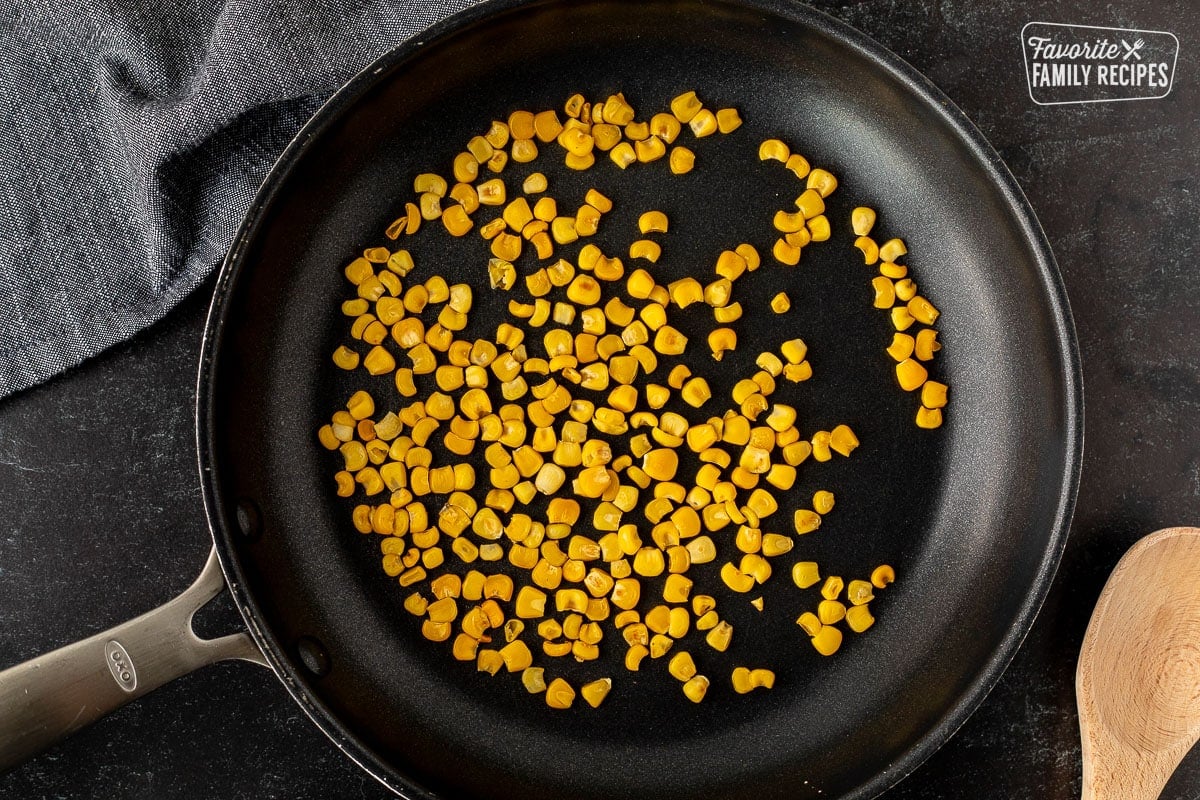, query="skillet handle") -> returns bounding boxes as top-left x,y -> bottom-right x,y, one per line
0,547 -> 267,772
